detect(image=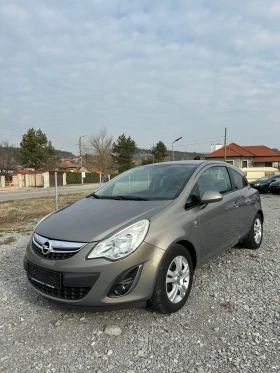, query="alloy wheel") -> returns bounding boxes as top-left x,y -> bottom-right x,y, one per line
166,256 -> 190,304
254,218 -> 262,244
